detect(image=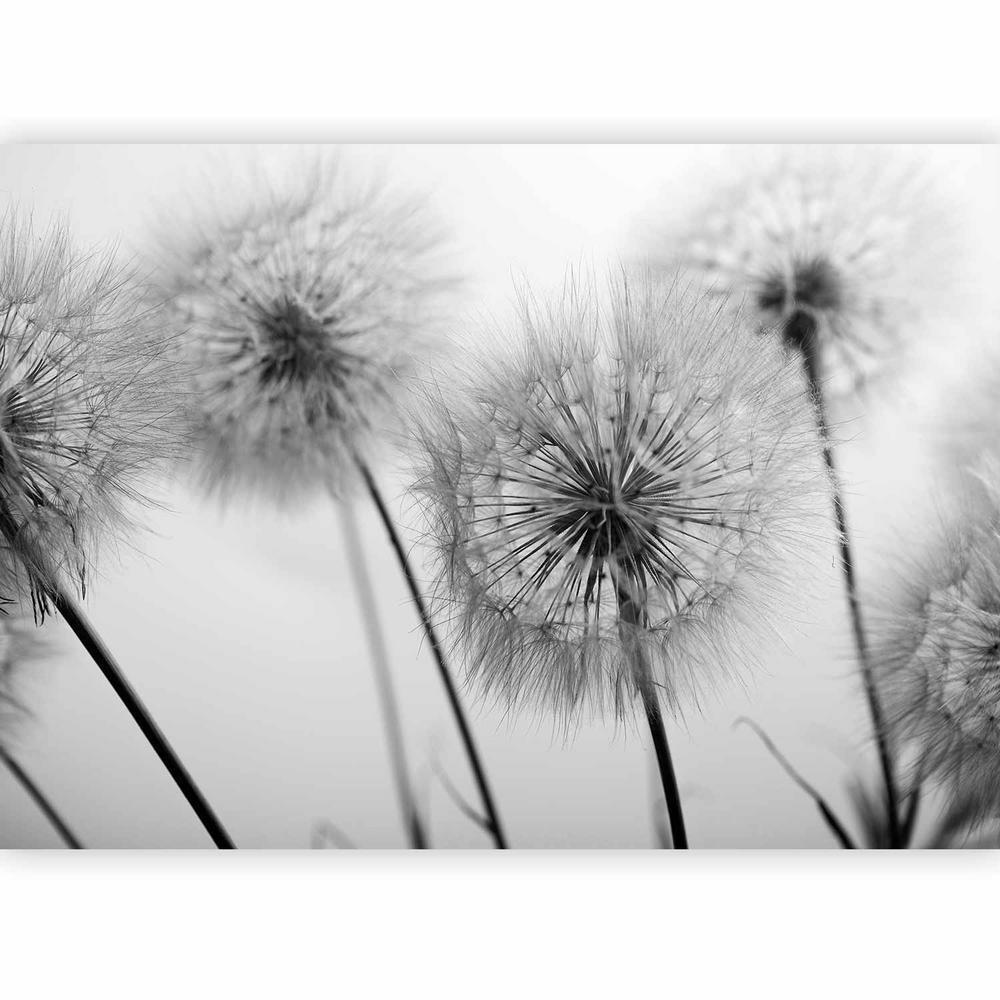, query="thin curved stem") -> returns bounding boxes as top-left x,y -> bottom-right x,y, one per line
1,746 -> 83,848
735,717 -> 856,849
800,342 -> 901,848
336,499 -> 426,849
0,504 -> 235,849
355,458 -> 508,849
639,682 -> 688,849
